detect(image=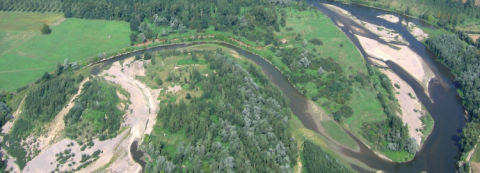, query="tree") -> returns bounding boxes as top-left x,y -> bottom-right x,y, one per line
192,54 -> 198,62
42,72 -> 51,80
130,18 -> 141,32
40,24 -> 51,34
151,56 -> 156,65
302,39 -> 308,47
178,24 -> 188,33
144,52 -> 152,60
185,93 -> 192,99
155,77 -> 163,86
317,67 -> 325,76
130,33 -> 138,43
161,30 -> 167,36
138,33 -> 146,42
